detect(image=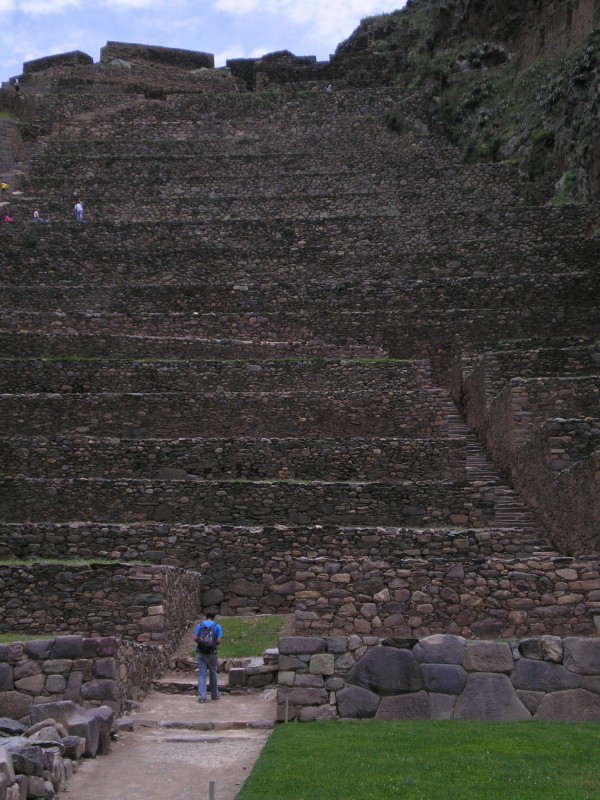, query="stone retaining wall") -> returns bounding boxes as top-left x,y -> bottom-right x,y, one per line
100,41 -> 214,70
276,633 -> 600,723
0,634 -> 167,719
0,477 -> 495,527
0,391 -> 448,438
0,358 -> 430,394
0,564 -> 201,650
1,435 -> 467,481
